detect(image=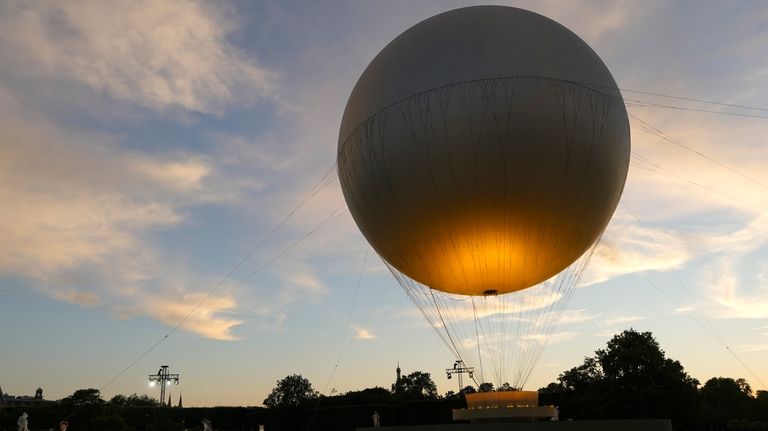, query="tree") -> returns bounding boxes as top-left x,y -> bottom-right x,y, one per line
555,356 -> 606,418
59,389 -> 132,431
263,374 -> 319,408
757,391 -> 768,420
539,382 -> 565,393
477,382 -> 494,392
392,371 -> 437,399
555,329 -> 699,422
700,377 -> 755,423
538,382 -> 567,408
60,388 -> 105,407
325,387 -> 393,406
109,393 -> 161,407
444,385 -> 478,400
497,382 -> 515,392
